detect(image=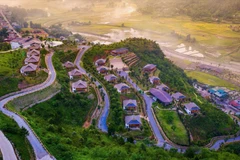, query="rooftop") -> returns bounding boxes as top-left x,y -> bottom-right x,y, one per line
123,99 -> 137,107
184,102 -> 200,111
125,115 -> 141,125
150,88 -> 172,103
72,80 -> 88,89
